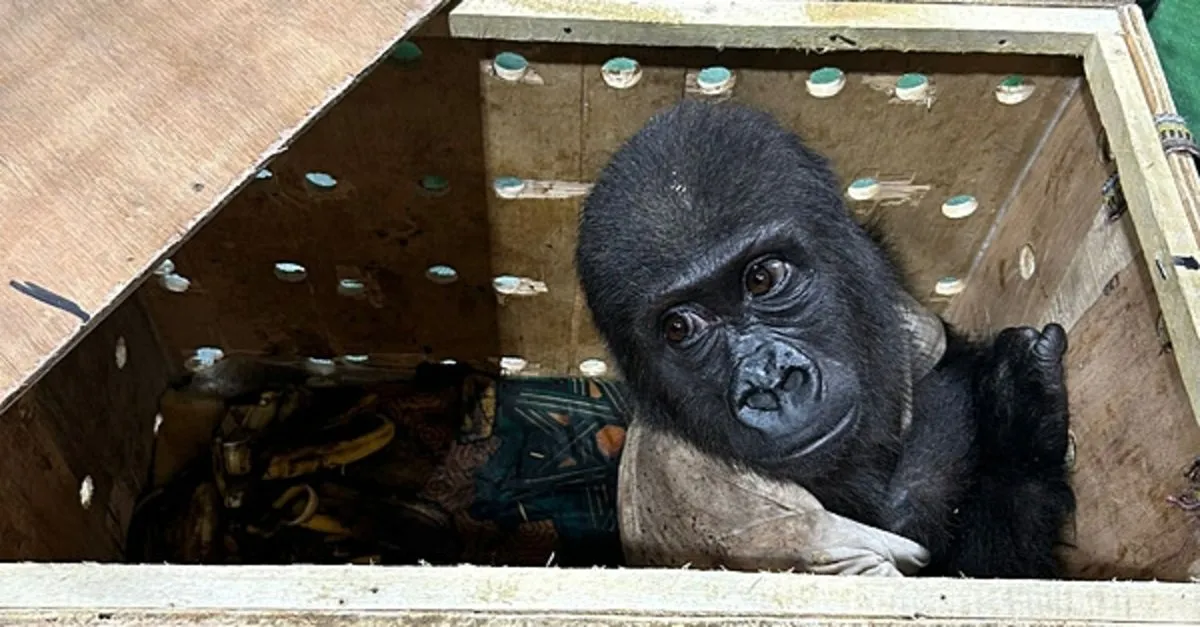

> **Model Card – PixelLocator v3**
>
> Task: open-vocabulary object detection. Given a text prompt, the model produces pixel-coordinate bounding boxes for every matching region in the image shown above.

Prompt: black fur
[575,100,1075,578]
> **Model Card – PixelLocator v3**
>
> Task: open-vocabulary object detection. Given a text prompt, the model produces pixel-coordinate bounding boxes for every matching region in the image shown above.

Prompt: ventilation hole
[154,413,164,435]
[79,475,94,510]
[391,40,423,63]
[426,265,459,285]
[696,66,734,95]
[304,172,337,189]
[341,354,370,365]
[493,176,527,199]
[255,168,273,180]
[601,57,642,89]
[846,178,880,201]
[158,273,191,293]
[1064,429,1077,470]
[934,276,965,296]
[185,347,225,372]
[493,52,529,81]
[440,358,459,365]
[500,356,528,375]
[154,259,176,276]
[274,262,308,283]
[579,359,609,377]
[419,175,450,196]
[1019,244,1037,280]
[941,194,978,219]
[492,274,548,296]
[894,73,930,101]
[337,278,366,296]
[305,357,337,376]
[995,75,1036,105]
[806,67,846,98]
[114,337,127,370]
[998,39,1010,47]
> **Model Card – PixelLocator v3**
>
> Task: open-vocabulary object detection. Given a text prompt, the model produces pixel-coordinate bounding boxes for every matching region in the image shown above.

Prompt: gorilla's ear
[893,289,946,433]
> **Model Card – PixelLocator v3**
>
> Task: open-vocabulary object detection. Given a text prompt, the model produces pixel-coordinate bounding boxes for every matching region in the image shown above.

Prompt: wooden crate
[0,0,1198,623]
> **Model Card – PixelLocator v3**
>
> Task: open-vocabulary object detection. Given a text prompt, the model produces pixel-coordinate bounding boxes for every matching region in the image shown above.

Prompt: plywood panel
[0,0,448,415]
[0,297,167,560]
[946,81,1111,329]
[726,51,1081,313]
[141,38,500,369]
[1060,254,1200,581]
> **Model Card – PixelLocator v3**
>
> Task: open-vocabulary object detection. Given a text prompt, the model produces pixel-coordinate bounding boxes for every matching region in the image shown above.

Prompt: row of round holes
[487,50,1036,106]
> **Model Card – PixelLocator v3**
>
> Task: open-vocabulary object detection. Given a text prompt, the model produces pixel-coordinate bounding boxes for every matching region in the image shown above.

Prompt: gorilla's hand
[978,323,1070,468]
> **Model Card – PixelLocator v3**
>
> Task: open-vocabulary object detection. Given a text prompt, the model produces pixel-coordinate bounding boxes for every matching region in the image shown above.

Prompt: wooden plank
[448,1,1122,55]
[0,0,449,416]
[945,80,1110,329]
[1084,33,1200,428]
[139,37,502,370]
[0,298,168,561]
[0,563,1197,625]
[1058,251,1200,581]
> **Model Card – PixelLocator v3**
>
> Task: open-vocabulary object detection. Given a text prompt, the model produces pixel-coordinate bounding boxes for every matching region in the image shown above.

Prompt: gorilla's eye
[745,258,788,297]
[662,310,705,344]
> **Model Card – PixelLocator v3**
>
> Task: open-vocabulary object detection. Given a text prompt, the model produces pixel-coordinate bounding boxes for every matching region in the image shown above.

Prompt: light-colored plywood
[0,0,449,415]
[1059,249,1200,581]
[448,0,1122,55]
[0,563,1197,625]
[1084,32,1200,429]
[945,80,1110,329]
[0,298,168,561]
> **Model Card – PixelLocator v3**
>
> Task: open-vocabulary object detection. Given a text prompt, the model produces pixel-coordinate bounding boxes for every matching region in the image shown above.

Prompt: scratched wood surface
[0,0,448,415]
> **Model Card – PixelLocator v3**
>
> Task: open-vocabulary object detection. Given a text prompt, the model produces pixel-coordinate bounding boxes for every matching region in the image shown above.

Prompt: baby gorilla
[576,100,1075,578]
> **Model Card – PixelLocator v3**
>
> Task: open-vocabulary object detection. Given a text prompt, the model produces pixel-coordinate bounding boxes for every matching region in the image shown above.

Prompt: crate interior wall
[1,0,1199,623]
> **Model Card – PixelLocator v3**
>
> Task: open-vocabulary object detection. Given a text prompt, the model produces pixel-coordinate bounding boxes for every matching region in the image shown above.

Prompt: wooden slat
[447,1,1122,55]
[0,0,448,415]
[1084,33,1200,429]
[0,563,1197,625]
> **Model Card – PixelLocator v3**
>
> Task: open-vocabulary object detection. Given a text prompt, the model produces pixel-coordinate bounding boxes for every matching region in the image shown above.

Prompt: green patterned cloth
[1147,0,1200,128]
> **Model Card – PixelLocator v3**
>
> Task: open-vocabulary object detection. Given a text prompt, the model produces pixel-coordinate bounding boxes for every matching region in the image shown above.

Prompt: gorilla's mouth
[761,407,858,465]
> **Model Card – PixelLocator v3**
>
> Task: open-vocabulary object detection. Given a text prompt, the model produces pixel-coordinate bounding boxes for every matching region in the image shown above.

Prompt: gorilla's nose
[731,342,820,418]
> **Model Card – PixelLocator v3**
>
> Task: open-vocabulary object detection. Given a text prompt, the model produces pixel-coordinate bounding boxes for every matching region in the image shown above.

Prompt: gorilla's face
[649,245,863,468]
[576,101,908,479]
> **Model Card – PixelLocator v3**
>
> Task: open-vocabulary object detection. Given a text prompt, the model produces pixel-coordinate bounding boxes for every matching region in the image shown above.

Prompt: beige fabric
[617,290,946,577]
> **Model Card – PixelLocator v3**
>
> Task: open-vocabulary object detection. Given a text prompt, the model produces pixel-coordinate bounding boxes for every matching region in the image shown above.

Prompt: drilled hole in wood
[1019,244,1037,280]
[696,66,735,95]
[338,278,366,296]
[579,359,609,377]
[941,194,978,219]
[500,356,528,375]
[390,40,422,64]
[934,276,965,296]
[493,274,548,296]
[601,57,642,89]
[894,73,930,102]
[440,358,459,365]
[1064,429,1077,471]
[305,357,337,376]
[806,67,846,98]
[493,52,529,82]
[185,346,225,372]
[426,265,459,285]
[255,168,273,180]
[304,172,337,189]
[115,337,127,370]
[493,176,527,199]
[154,413,164,435]
[846,178,880,201]
[995,75,1036,105]
[153,259,191,293]
[274,262,308,283]
[419,175,450,196]
[79,475,94,510]
[341,354,370,365]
